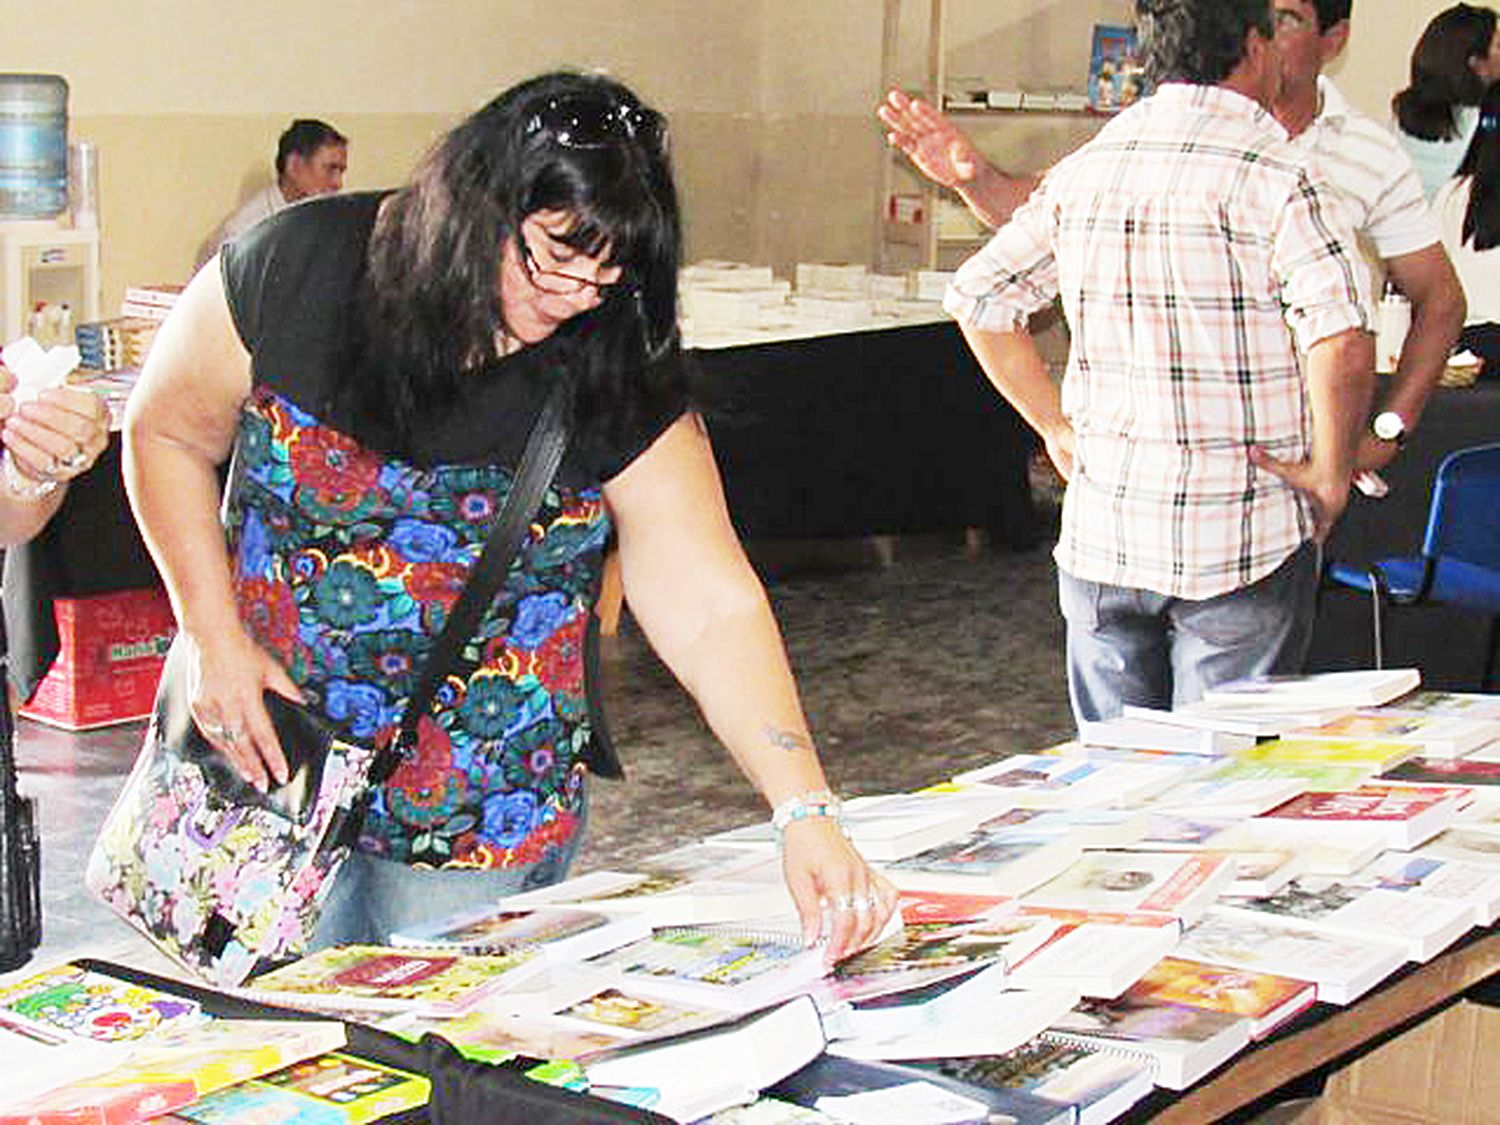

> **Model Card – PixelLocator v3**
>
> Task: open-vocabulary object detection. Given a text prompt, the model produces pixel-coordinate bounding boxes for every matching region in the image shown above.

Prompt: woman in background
[1393,3,1500,199]
[1433,81,1500,373]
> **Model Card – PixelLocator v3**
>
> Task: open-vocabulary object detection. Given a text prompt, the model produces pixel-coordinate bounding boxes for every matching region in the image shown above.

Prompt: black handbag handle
[382,381,571,769]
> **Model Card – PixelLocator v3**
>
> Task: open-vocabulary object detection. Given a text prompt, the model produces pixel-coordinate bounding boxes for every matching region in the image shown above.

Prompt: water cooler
[0,219,100,344]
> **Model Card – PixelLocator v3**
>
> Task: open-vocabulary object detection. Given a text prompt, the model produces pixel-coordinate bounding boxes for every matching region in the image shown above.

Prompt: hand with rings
[200,721,244,745]
[0,379,108,493]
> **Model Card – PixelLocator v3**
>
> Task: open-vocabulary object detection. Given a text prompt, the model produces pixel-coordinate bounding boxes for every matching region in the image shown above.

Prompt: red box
[18,586,177,730]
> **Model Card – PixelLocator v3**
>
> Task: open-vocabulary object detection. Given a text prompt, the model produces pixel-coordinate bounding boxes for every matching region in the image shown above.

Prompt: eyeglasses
[524,93,668,156]
[519,227,624,298]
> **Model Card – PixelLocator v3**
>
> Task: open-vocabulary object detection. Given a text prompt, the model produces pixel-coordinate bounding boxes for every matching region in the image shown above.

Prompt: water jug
[0,74,69,219]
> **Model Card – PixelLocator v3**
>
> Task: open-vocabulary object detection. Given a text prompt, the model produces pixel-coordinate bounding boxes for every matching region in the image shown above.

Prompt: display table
[1310,380,1500,687]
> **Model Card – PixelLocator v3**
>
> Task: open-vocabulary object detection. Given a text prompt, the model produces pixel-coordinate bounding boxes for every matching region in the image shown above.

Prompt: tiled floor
[10,531,1072,968]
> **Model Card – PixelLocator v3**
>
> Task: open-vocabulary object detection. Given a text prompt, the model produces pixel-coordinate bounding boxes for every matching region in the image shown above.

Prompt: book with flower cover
[1046,993,1251,1089]
[153,1052,429,1125]
[1282,711,1498,758]
[0,961,203,1044]
[390,904,650,966]
[1019,850,1235,925]
[1127,955,1314,1039]
[1256,784,1469,849]
[582,923,827,1014]
[1176,907,1407,1005]
[236,944,543,1016]
[1215,871,1474,962]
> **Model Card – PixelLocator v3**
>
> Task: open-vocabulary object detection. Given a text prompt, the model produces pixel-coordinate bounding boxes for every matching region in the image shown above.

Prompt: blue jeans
[309,790,589,948]
[1057,540,1319,725]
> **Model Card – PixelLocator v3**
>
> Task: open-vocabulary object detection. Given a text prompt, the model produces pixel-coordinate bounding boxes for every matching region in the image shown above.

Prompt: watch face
[1373,411,1405,442]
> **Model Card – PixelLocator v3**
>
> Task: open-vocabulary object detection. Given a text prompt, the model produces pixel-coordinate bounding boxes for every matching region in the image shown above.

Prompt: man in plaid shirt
[943,0,1375,723]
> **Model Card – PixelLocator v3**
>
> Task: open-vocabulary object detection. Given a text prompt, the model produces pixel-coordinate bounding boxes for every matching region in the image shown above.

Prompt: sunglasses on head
[524,93,668,155]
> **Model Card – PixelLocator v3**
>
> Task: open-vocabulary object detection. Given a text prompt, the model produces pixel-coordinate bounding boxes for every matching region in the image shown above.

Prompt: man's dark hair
[1311,0,1352,33]
[1393,4,1498,141]
[1135,0,1275,86]
[275,118,347,175]
[354,70,682,452]
[1456,81,1500,249]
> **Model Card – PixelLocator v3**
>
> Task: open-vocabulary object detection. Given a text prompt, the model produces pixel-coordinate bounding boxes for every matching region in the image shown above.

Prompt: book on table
[827,979,1082,1063]
[1045,992,1252,1090]
[950,752,1190,809]
[1006,914,1181,999]
[1381,755,1500,788]
[1414,825,1500,873]
[1201,819,1386,878]
[1134,772,1311,818]
[882,817,1084,898]
[0,961,203,1043]
[1203,667,1422,710]
[1214,871,1475,963]
[582,994,826,1124]
[1354,850,1500,927]
[1281,711,1500,759]
[150,1051,429,1125]
[235,944,545,1017]
[1193,755,1375,795]
[895,887,1015,925]
[0,1009,131,1112]
[1078,715,1255,756]
[1018,849,1235,926]
[1175,906,1408,1005]
[581,922,828,1015]
[904,1035,1158,1125]
[1235,736,1422,774]
[497,866,795,927]
[1126,955,1315,1040]
[389,903,650,966]
[0,1016,349,1125]
[1122,700,1348,737]
[765,1052,1075,1125]
[1375,689,1500,722]
[818,913,1060,1007]
[1254,783,1469,850]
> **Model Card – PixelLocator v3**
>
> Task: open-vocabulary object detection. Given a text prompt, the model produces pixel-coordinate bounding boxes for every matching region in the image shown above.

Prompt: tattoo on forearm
[763,726,813,755]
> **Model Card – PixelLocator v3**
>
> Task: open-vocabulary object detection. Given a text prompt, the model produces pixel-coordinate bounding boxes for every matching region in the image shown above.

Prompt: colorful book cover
[1129,955,1314,1037]
[1238,738,1420,772]
[1047,994,1250,1088]
[0,962,202,1043]
[1087,24,1146,111]
[825,915,1057,1004]
[1260,785,1468,844]
[159,1052,430,1125]
[1286,712,1497,756]
[241,944,540,1015]
[1379,690,1500,721]
[914,1037,1155,1121]
[1383,756,1500,787]
[897,888,1013,924]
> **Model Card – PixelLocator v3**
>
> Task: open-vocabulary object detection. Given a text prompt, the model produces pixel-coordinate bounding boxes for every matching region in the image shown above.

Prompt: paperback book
[237,944,544,1016]
[389,904,650,966]
[951,753,1188,809]
[883,818,1083,898]
[1236,737,1421,774]
[0,962,203,1044]
[1255,784,1469,849]
[153,1051,430,1125]
[1175,907,1408,1005]
[1136,775,1309,819]
[1282,711,1498,758]
[1378,689,1500,722]
[1381,755,1500,788]
[1007,918,1181,999]
[1204,668,1421,710]
[1202,820,1385,878]
[1019,850,1234,925]
[1046,993,1251,1089]
[1356,850,1500,926]
[0,1010,130,1111]
[1078,715,1254,756]
[1127,955,1315,1039]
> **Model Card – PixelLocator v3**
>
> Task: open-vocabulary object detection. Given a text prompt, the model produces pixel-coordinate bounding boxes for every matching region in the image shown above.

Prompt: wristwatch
[1372,410,1408,447]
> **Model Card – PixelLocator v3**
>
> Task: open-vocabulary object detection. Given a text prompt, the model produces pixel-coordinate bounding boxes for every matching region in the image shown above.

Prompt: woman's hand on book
[781,818,898,964]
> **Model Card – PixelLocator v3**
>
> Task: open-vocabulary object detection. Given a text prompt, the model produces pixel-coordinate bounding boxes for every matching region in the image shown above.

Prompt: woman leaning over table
[0,366,109,547]
[120,70,895,959]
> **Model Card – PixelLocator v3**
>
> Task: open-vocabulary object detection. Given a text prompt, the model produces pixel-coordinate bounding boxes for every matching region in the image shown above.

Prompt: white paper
[815,1081,991,1124]
[3,336,81,403]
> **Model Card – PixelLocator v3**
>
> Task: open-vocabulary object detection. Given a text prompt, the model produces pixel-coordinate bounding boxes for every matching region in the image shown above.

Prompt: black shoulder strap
[391,381,571,755]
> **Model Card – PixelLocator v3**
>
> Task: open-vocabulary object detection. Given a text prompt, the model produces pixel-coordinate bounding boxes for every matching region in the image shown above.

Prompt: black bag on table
[0,645,43,972]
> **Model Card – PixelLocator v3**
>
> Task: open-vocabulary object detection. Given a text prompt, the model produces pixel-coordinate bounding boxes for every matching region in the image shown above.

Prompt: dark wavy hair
[1393,4,1498,142]
[1456,82,1500,249]
[354,70,682,451]
[276,119,346,175]
[1311,0,1352,33]
[1135,0,1275,86]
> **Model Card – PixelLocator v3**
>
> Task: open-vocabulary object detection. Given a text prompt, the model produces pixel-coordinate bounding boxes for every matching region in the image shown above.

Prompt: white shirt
[1395,105,1479,201]
[196,183,288,272]
[1433,175,1500,326]
[1286,78,1439,262]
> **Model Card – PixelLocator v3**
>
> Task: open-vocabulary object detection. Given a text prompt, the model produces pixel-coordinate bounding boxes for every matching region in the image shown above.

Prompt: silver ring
[832,894,856,912]
[64,447,89,470]
[853,895,878,913]
[203,722,242,743]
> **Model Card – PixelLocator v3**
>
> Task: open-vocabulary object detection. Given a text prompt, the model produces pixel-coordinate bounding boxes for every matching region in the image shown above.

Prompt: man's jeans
[1057,541,1319,724]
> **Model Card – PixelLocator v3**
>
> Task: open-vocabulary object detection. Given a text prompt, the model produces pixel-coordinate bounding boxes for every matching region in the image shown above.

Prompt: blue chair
[1326,442,1500,689]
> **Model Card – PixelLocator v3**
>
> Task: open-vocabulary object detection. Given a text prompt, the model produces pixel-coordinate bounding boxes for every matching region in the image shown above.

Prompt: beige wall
[0,0,1466,312]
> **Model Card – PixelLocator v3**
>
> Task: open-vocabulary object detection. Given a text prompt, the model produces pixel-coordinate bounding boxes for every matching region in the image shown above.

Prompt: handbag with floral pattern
[85,384,570,987]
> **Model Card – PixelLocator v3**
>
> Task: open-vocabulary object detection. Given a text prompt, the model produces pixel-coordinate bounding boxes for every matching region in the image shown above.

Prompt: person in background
[941,0,1376,724]
[123,71,895,957]
[1392,3,1500,200]
[1434,82,1500,373]
[196,118,349,270]
[0,368,109,546]
[879,0,1463,488]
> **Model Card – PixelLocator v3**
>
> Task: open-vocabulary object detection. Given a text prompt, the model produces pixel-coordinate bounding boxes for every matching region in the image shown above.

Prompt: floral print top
[226,388,610,869]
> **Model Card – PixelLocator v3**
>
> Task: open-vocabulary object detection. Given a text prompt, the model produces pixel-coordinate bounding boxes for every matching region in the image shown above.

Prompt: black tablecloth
[1,322,1040,697]
[1310,380,1500,687]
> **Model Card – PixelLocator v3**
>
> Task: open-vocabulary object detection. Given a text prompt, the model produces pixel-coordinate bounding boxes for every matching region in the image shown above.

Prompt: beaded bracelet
[2,451,58,499]
[771,790,848,846]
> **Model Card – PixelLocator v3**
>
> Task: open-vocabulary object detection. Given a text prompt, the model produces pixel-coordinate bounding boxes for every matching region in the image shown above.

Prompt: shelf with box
[0,219,100,345]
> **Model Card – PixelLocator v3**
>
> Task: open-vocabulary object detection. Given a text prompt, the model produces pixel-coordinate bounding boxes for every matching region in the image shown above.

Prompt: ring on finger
[853,895,878,912]
[832,894,856,912]
[63,447,89,470]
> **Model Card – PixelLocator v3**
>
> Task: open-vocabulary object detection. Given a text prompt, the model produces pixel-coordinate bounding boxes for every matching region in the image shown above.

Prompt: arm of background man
[1253,327,1375,541]
[956,324,1073,480]
[1356,243,1465,472]
[878,89,1042,228]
